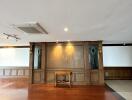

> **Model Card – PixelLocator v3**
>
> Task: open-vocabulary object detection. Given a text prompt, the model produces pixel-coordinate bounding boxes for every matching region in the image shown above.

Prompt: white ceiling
[0,0,132,46]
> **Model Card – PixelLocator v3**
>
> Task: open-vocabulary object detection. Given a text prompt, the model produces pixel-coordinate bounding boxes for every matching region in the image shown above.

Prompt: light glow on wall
[53,44,63,59]
[65,42,74,56]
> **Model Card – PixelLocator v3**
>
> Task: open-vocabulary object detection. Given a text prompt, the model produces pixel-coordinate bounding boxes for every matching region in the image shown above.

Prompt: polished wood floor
[0,78,28,100]
[0,78,123,100]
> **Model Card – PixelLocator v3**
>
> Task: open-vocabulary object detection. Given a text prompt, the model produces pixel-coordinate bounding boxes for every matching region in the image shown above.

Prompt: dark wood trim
[103,43,132,46]
[104,67,132,69]
[46,42,84,46]
[29,43,34,84]
[104,67,132,80]
[0,46,29,48]
[41,43,46,83]
[31,41,102,46]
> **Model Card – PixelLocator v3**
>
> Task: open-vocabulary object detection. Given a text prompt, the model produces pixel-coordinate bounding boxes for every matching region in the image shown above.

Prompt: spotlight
[67,40,70,42]
[64,27,69,32]
[7,36,9,39]
[56,40,59,43]
[2,33,20,41]
[123,43,126,46]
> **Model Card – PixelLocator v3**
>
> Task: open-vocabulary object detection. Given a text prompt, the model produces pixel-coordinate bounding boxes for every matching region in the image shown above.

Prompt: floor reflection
[0,78,122,100]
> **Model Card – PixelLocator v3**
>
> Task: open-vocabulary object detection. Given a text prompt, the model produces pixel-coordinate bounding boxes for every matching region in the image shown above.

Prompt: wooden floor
[0,78,124,100]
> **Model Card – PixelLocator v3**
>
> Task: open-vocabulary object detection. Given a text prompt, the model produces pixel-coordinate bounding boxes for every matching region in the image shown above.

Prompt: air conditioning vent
[13,22,48,34]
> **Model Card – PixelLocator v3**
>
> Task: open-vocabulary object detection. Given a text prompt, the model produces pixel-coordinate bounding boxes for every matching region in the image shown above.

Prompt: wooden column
[98,41,104,85]
[29,42,46,84]
[84,42,90,84]
[41,43,46,83]
[29,43,34,84]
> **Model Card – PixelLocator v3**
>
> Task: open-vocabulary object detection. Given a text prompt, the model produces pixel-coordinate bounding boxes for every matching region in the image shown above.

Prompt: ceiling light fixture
[2,33,20,41]
[67,40,70,42]
[123,43,126,46]
[64,27,69,32]
[56,40,59,43]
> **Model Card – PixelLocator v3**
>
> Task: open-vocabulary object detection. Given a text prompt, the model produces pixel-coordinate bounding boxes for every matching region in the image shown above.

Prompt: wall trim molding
[104,67,132,69]
[0,66,29,69]
[0,67,29,77]
[0,46,29,48]
[104,67,132,80]
[103,43,132,46]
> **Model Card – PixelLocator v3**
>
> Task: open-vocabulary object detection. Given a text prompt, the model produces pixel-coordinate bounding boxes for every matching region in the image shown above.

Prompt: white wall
[103,46,132,67]
[0,48,29,67]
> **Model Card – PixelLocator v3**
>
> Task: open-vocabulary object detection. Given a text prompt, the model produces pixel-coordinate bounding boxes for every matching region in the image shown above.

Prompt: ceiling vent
[13,22,48,34]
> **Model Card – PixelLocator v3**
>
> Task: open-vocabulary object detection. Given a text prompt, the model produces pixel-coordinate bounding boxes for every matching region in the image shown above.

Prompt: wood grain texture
[104,67,132,80]
[0,78,124,100]
[28,84,123,100]
[30,41,104,85]
[47,44,84,69]
[29,43,46,84]
[0,67,29,77]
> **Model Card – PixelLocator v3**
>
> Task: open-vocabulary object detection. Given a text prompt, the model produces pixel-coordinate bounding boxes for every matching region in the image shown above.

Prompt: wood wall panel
[29,43,46,84]
[11,69,17,76]
[47,45,65,68]
[76,73,85,82]
[46,72,55,83]
[46,68,86,84]
[104,67,132,80]
[34,71,41,82]
[33,70,44,83]
[30,41,104,85]
[25,69,29,76]
[0,70,3,75]
[18,69,24,76]
[0,67,29,77]
[5,69,10,76]
[47,45,84,69]
[90,70,99,83]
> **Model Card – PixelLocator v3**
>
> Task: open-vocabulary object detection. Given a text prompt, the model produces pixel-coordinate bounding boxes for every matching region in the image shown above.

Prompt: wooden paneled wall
[46,43,86,85]
[0,67,29,77]
[104,67,132,80]
[47,44,84,69]
[30,41,104,85]
[29,43,46,84]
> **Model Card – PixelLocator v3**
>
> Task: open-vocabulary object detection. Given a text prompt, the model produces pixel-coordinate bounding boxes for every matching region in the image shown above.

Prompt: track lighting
[2,33,20,41]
